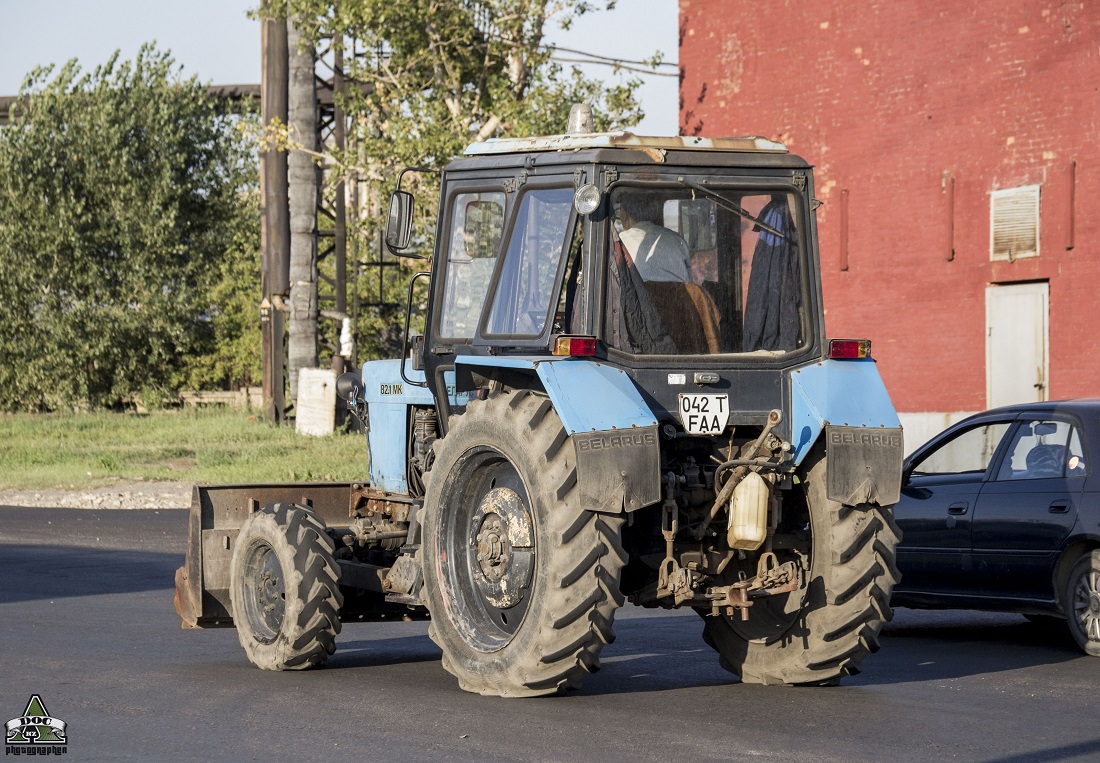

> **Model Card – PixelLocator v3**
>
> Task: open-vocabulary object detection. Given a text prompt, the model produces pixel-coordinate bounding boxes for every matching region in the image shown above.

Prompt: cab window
[605,186,806,356]
[485,187,574,337]
[438,192,506,339]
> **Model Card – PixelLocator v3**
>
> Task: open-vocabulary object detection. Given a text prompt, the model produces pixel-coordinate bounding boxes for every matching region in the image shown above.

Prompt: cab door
[424,177,581,428]
[422,182,509,425]
[894,418,1014,596]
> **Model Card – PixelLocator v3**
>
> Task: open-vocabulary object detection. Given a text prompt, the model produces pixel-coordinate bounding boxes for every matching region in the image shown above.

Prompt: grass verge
[0,409,370,490]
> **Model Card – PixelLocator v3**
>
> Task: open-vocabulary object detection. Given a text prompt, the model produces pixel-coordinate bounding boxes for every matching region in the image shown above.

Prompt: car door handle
[1049,500,1072,514]
[947,502,969,515]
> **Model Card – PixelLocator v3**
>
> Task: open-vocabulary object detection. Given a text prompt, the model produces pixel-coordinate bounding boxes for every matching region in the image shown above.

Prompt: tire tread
[700,451,900,685]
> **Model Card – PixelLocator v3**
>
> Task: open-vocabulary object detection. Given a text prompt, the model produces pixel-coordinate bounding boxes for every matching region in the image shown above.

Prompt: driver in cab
[613,193,692,282]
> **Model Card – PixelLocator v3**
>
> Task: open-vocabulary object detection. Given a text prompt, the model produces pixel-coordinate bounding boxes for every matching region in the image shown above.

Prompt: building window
[990,185,1040,261]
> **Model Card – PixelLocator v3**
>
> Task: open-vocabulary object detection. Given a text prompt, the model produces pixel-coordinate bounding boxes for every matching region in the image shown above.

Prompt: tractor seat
[644,281,721,355]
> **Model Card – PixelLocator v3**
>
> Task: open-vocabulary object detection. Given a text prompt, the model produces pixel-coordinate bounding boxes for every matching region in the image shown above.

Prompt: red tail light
[553,336,597,357]
[828,338,871,359]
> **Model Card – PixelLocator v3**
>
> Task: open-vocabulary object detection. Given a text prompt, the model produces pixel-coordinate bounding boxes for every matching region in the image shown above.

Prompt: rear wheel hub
[470,487,533,609]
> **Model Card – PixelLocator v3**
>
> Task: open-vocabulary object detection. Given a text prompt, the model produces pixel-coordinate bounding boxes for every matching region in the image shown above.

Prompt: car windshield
[604,185,807,356]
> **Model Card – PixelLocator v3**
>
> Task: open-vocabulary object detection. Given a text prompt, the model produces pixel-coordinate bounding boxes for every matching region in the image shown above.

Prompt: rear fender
[456,356,661,512]
[788,358,904,506]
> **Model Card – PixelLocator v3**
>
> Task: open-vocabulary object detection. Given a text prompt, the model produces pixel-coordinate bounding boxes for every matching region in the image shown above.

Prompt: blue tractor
[175,117,904,697]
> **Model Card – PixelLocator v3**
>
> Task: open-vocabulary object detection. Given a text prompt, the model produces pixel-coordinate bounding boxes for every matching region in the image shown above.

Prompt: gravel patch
[0,481,192,510]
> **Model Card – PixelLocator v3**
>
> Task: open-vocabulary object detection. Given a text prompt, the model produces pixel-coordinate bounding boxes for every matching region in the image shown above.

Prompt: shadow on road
[317,612,736,695]
[0,543,182,603]
[576,612,738,695]
[589,608,1089,693]
[854,608,1083,685]
[241,608,1090,694]
[978,738,1100,763]
[333,634,442,668]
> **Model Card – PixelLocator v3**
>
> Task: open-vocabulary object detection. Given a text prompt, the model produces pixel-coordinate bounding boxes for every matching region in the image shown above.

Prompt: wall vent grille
[990,185,1040,262]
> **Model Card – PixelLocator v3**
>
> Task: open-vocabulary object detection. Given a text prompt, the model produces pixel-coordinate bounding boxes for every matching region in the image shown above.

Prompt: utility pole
[260,4,290,424]
[261,8,357,422]
[333,43,348,320]
[287,17,320,406]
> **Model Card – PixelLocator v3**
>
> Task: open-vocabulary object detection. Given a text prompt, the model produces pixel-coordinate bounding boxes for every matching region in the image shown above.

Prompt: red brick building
[679,0,1099,448]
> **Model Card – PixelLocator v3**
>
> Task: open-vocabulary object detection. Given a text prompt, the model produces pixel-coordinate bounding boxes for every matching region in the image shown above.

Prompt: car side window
[910,422,1012,476]
[995,419,1083,481]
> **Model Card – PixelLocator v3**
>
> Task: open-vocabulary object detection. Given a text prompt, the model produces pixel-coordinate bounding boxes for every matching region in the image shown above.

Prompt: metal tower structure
[262,18,401,424]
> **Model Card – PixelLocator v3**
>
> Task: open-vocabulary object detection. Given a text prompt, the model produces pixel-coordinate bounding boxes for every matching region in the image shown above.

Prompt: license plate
[678,394,730,435]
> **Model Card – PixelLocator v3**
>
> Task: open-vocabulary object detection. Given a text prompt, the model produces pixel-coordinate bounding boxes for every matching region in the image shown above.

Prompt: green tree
[177,189,263,394]
[270,0,645,361]
[0,46,258,411]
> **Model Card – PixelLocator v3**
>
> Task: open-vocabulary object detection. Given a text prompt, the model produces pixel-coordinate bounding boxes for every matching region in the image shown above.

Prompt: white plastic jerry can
[728,470,769,551]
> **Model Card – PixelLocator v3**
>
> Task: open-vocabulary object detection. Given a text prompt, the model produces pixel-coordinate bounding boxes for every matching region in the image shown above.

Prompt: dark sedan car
[891,400,1100,656]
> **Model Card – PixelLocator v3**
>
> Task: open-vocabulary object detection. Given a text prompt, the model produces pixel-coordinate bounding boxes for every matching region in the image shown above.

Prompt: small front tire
[229,502,343,670]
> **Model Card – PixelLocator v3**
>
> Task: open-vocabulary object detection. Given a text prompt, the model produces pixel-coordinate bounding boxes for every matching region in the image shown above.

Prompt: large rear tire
[421,390,626,697]
[700,450,901,685]
[229,502,343,670]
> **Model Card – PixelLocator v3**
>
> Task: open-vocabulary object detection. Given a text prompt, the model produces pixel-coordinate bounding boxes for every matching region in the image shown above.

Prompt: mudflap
[572,425,662,512]
[824,425,904,506]
[174,483,357,628]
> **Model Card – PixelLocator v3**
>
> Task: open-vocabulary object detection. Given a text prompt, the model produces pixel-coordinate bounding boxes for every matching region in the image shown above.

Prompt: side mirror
[336,371,370,431]
[336,371,362,405]
[385,190,414,253]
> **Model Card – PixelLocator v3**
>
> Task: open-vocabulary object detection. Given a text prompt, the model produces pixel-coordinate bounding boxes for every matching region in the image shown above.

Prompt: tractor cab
[390,131,822,440]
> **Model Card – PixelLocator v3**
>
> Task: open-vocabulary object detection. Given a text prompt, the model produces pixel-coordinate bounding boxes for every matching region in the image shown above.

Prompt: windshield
[605,186,807,356]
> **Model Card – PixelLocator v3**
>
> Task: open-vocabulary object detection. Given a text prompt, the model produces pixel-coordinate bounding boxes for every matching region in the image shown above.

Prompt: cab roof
[463,131,788,158]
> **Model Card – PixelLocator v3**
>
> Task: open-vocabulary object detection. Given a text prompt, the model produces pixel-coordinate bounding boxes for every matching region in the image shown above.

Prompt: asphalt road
[2,505,1099,763]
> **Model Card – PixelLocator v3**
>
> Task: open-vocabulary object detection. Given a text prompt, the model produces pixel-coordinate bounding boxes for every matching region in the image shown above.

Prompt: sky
[0,0,679,135]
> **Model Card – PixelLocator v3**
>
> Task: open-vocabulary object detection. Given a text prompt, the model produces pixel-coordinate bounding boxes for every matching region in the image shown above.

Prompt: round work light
[573,184,602,215]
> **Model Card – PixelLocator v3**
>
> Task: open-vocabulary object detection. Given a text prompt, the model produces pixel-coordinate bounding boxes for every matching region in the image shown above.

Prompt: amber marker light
[828,338,871,359]
[553,336,598,356]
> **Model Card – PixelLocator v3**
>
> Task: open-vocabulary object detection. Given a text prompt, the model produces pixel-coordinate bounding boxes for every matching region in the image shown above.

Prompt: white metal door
[986,282,1049,408]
